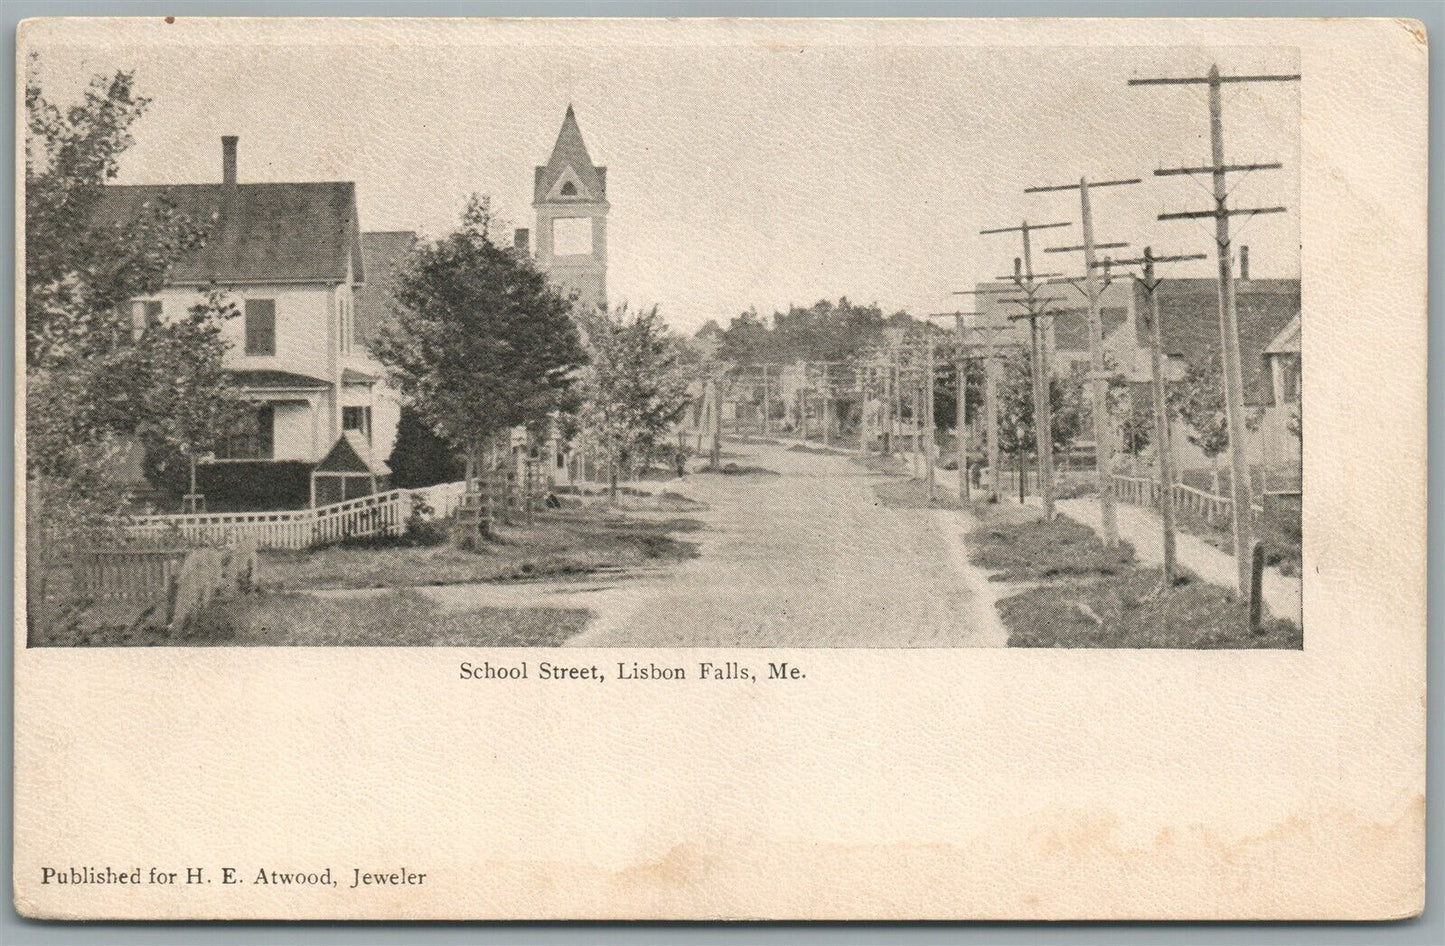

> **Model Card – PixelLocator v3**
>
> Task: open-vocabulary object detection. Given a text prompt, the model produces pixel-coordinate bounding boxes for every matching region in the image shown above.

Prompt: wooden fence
[41,537,258,631]
[73,547,190,602]
[1111,474,1264,524]
[73,473,536,557]
[125,489,416,550]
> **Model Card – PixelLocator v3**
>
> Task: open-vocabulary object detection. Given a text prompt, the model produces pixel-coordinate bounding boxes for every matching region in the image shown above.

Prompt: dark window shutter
[245,300,276,355]
[257,405,275,460]
[145,300,162,327]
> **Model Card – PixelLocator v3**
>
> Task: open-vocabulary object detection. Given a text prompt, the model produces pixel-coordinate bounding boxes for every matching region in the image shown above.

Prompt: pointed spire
[535,105,606,204]
[547,104,593,171]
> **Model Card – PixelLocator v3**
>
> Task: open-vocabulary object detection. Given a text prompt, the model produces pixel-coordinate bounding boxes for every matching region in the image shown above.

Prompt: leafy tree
[1168,353,1263,491]
[131,290,254,501]
[702,297,917,368]
[1102,357,1151,463]
[387,405,466,488]
[1168,354,1231,491]
[25,64,206,370]
[373,195,588,477]
[577,304,691,500]
[996,351,1081,460]
[25,64,246,523]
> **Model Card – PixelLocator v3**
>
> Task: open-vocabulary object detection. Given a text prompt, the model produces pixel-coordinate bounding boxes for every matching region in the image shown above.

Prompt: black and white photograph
[11,16,1428,924]
[22,32,1303,649]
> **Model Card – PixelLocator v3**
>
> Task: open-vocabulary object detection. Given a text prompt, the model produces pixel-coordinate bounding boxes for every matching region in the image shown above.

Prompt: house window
[216,405,275,460]
[338,293,354,355]
[1277,354,1301,403]
[560,180,578,196]
[244,299,276,355]
[342,405,372,440]
[131,300,162,334]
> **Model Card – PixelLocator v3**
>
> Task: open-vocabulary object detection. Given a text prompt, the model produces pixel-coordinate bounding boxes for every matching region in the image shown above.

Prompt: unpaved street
[563,440,1007,647]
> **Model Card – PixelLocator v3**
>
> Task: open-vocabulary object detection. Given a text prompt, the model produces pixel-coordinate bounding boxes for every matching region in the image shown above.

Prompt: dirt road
[563,440,1006,647]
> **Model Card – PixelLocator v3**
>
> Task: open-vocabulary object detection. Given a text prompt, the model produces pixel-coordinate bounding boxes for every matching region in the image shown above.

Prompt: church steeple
[534,104,607,206]
[532,106,608,311]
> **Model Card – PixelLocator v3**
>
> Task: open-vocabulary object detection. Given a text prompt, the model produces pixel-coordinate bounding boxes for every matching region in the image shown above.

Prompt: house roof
[1133,278,1300,406]
[314,430,391,476]
[90,182,364,285]
[341,367,381,385]
[1053,307,1129,352]
[1265,312,1301,355]
[354,231,416,346]
[228,369,331,391]
[533,105,607,205]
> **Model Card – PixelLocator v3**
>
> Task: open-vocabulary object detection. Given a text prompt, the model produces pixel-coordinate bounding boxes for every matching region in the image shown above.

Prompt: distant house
[969,261,1300,476]
[1130,276,1301,472]
[92,136,399,507]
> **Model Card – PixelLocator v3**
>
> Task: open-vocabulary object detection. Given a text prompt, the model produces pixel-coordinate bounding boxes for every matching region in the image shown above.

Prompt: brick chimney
[513,228,531,256]
[222,136,238,186]
[1239,245,1250,281]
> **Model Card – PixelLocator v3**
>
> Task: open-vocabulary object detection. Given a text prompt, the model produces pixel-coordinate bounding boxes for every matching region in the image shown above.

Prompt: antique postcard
[13,16,1426,919]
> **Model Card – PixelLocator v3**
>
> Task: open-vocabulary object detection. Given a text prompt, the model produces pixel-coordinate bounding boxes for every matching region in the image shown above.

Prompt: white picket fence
[1111,474,1265,523]
[125,485,464,551]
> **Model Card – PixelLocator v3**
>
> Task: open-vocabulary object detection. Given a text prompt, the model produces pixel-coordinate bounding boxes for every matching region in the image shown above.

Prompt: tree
[996,351,1081,461]
[1103,357,1151,466]
[373,195,588,477]
[25,64,246,523]
[576,304,691,500]
[1168,354,1231,491]
[1168,354,1262,492]
[388,406,466,488]
[131,290,254,502]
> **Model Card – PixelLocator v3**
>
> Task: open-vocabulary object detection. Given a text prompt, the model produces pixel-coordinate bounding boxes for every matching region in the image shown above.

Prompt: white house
[94,136,400,506]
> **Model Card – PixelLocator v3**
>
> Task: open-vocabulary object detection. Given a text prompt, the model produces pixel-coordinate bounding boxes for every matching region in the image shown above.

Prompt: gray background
[4,1,1439,942]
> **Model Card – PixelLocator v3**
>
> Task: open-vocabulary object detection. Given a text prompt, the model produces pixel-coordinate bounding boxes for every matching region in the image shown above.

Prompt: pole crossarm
[979,221,1071,236]
[1131,61,1298,599]
[1025,178,1142,193]
[952,286,1020,295]
[1109,252,1208,267]
[1044,241,1129,253]
[1155,162,1282,176]
[1158,207,1287,221]
[1128,73,1300,86]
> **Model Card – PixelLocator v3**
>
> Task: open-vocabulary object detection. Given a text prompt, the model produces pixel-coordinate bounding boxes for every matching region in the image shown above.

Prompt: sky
[29,37,1299,334]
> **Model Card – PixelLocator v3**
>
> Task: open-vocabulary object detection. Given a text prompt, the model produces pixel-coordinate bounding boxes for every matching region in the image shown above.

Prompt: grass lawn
[786,443,852,457]
[967,506,1301,649]
[969,509,1134,583]
[188,589,591,646]
[851,452,911,477]
[35,589,590,647]
[871,478,963,511]
[31,505,703,647]
[1171,503,1302,577]
[696,462,780,477]
[258,506,703,592]
[1045,482,1302,576]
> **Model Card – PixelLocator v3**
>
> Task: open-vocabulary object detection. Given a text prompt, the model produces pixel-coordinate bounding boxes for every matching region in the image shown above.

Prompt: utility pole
[968,219,1070,520]
[760,364,770,437]
[1131,62,1298,597]
[924,330,936,501]
[826,363,838,450]
[1113,247,1207,588]
[955,319,970,500]
[948,311,985,501]
[709,376,723,468]
[799,361,810,442]
[1028,176,1139,546]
